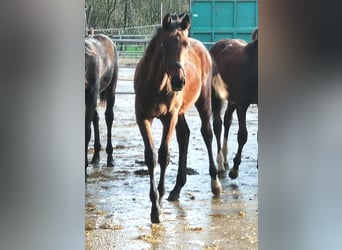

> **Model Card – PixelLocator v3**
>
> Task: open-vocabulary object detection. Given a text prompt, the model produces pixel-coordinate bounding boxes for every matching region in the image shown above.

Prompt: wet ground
[85,66,258,249]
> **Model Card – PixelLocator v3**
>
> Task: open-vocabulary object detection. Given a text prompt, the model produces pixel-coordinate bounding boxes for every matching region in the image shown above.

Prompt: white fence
[88,24,216,61]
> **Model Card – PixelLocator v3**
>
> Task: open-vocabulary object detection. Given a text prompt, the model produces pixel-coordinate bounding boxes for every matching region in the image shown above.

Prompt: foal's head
[160,13,191,91]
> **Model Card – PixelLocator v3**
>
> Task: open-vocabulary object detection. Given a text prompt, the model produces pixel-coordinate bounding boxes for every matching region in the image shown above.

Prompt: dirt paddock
[85,66,258,249]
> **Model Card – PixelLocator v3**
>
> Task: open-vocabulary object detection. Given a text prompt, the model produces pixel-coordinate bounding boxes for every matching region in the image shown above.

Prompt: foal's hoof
[229,169,239,179]
[91,157,100,164]
[107,158,114,167]
[150,211,161,224]
[211,178,222,197]
[151,215,161,224]
[167,190,180,201]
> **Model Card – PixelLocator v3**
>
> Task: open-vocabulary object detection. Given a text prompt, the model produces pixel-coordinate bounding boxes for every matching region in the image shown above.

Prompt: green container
[190,0,258,43]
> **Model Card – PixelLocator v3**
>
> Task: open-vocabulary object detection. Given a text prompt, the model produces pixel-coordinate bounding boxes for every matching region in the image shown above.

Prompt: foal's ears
[162,14,172,30]
[162,13,191,31]
[180,14,191,31]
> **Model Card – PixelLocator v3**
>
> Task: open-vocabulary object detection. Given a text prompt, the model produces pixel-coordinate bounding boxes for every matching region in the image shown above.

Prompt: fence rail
[88,26,217,62]
[111,36,150,59]
[110,36,216,60]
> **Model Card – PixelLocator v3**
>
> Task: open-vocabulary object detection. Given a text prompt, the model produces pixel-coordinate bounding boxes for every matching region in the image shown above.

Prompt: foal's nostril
[171,76,185,91]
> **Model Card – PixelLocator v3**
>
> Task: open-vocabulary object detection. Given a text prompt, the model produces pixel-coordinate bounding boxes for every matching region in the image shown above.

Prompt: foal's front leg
[158,114,178,202]
[168,114,189,201]
[136,116,159,223]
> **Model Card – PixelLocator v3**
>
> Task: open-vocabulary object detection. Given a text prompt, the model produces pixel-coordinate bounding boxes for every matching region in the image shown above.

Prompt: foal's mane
[142,28,163,63]
[142,14,186,63]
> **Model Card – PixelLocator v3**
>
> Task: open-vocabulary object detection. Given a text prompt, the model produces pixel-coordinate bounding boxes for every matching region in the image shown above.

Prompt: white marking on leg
[222,138,229,170]
[216,150,225,172]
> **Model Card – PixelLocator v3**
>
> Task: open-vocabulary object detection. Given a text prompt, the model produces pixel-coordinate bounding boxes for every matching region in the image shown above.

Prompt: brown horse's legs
[136,117,160,223]
[105,90,115,167]
[91,110,101,164]
[222,102,236,170]
[158,115,178,202]
[157,144,169,201]
[168,114,190,201]
[229,104,249,179]
[196,101,221,196]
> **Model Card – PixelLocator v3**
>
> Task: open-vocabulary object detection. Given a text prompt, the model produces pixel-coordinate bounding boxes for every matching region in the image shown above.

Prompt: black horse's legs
[222,102,235,170]
[196,100,221,196]
[105,90,115,167]
[213,103,225,174]
[168,114,189,201]
[91,110,101,164]
[136,117,160,223]
[85,94,97,180]
[229,104,249,179]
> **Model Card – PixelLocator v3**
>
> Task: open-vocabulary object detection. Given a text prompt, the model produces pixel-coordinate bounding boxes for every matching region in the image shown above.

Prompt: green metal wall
[190,0,258,42]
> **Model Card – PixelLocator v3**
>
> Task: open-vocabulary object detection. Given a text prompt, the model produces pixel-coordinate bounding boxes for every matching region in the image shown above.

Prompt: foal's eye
[182,41,189,47]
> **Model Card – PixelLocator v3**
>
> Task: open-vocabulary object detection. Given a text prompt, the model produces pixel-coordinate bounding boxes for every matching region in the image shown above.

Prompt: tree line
[85,0,190,29]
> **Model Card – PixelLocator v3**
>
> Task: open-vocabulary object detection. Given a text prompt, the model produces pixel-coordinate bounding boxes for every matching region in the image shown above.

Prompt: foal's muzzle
[171,76,185,91]
[165,61,186,91]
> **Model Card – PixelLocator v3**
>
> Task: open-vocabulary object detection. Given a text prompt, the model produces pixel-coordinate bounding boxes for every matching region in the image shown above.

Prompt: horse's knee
[201,124,213,141]
[238,128,248,145]
[145,148,157,167]
[213,116,222,134]
[105,110,114,124]
[158,148,170,166]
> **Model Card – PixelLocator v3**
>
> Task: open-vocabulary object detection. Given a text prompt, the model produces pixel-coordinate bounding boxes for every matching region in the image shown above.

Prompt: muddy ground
[85,66,258,249]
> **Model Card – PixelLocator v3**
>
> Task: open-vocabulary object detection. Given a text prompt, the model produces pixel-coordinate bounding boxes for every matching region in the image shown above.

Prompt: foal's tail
[211,61,228,116]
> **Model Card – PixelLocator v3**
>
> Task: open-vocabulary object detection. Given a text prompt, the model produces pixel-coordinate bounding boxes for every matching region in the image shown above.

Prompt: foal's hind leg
[104,88,115,167]
[85,93,97,179]
[212,104,225,175]
[229,104,249,179]
[222,102,236,170]
[168,114,190,201]
[195,100,221,196]
[91,110,101,164]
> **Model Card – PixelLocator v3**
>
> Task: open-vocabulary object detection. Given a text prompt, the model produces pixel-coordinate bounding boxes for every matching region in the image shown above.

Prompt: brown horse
[85,33,118,179]
[211,29,258,179]
[134,13,227,223]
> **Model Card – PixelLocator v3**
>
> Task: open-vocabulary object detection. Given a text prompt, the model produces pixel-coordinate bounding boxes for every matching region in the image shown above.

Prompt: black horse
[85,33,118,179]
[211,29,258,179]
